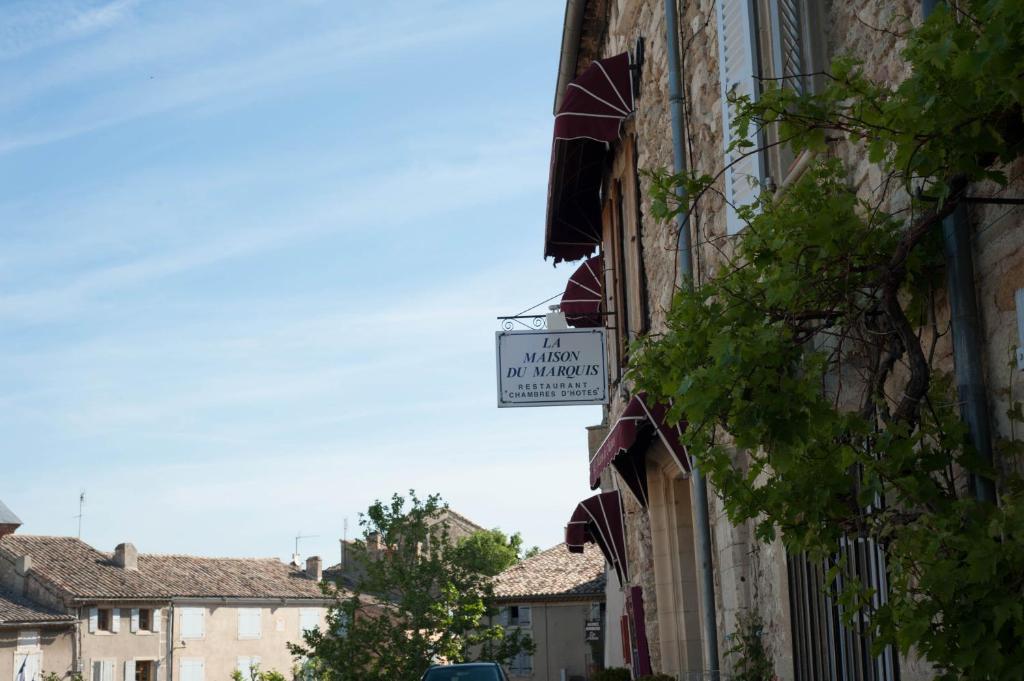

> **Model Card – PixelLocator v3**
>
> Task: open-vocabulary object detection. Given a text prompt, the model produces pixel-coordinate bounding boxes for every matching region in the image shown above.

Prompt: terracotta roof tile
[1,536,330,601]
[0,536,168,599]
[138,555,326,599]
[0,587,74,625]
[492,543,605,601]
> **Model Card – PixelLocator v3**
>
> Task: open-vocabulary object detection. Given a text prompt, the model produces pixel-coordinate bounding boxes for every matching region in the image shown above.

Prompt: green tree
[452,529,531,576]
[290,492,533,681]
[636,1,1024,678]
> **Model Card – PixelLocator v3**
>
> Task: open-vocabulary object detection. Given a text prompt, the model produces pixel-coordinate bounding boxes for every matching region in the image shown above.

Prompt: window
[179,608,205,639]
[237,608,262,640]
[178,659,203,681]
[508,650,533,676]
[91,660,114,681]
[132,608,153,633]
[788,537,898,681]
[236,657,262,680]
[299,608,320,634]
[16,631,40,650]
[499,605,531,627]
[89,608,119,633]
[133,662,153,681]
[15,652,41,681]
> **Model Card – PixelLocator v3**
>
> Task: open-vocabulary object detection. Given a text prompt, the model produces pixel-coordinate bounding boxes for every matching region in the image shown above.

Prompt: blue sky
[0,0,600,563]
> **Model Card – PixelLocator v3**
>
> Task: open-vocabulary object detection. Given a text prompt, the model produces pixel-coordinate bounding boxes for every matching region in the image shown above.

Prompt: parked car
[420,662,509,681]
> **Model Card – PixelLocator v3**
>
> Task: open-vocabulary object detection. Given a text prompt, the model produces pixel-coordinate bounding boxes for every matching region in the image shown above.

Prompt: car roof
[429,663,498,668]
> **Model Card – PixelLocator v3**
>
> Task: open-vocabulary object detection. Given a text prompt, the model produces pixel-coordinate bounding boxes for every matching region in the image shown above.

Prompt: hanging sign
[495,328,608,407]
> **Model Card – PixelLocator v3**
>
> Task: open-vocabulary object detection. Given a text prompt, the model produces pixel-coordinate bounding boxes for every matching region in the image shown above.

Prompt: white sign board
[495,328,608,407]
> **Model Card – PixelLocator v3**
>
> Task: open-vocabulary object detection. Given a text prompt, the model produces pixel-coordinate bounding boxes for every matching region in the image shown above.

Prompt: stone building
[0,510,334,681]
[491,544,605,681]
[541,1,1022,680]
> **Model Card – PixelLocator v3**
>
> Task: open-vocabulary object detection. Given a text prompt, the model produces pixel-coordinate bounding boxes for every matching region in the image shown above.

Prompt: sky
[0,0,601,564]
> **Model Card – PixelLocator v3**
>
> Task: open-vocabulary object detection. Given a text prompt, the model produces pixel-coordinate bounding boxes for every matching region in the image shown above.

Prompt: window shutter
[498,607,509,626]
[123,661,132,681]
[770,0,807,94]
[130,609,140,633]
[716,0,764,234]
[111,609,120,634]
[92,661,103,681]
[89,608,98,633]
[518,606,532,626]
[102,661,115,681]
[152,609,161,633]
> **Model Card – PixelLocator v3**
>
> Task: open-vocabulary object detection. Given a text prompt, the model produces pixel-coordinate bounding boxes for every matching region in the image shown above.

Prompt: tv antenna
[293,531,319,564]
[74,491,86,539]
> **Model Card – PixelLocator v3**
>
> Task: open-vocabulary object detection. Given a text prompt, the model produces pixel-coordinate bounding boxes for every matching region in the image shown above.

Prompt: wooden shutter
[110,609,120,634]
[518,606,531,626]
[130,609,139,633]
[89,608,98,633]
[102,661,115,681]
[123,661,132,681]
[151,609,161,633]
[716,0,764,234]
[772,0,807,94]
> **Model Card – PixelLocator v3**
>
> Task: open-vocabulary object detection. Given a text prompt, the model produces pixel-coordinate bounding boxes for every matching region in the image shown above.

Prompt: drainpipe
[922,0,997,504]
[664,0,722,677]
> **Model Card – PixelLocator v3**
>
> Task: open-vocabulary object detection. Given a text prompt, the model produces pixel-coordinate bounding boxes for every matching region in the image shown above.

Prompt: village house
[540,0,1023,680]
[491,543,605,681]
[0,504,333,681]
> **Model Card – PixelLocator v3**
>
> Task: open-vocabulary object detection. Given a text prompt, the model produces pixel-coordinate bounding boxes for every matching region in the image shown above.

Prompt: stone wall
[576,0,1024,678]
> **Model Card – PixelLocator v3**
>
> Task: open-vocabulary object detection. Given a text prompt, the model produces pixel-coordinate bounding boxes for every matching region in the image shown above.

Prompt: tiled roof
[0,536,169,599]
[138,555,327,599]
[0,587,74,626]
[0,536,331,601]
[492,543,606,601]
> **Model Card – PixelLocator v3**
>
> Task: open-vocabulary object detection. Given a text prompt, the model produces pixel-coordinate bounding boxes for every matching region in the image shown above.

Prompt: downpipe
[664,0,722,677]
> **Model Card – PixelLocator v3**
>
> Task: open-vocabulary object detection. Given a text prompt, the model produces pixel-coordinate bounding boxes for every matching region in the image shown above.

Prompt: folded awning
[561,255,603,328]
[566,491,628,586]
[554,52,635,144]
[589,392,690,506]
[544,52,634,264]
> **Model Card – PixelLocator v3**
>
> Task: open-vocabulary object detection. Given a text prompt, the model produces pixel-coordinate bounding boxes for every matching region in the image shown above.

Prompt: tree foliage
[290,492,532,681]
[452,529,528,577]
[635,2,1024,678]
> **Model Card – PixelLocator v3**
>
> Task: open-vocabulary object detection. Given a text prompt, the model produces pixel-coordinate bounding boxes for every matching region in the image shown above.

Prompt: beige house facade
[541,0,1022,680]
[491,544,605,681]
[0,517,333,681]
[0,587,75,681]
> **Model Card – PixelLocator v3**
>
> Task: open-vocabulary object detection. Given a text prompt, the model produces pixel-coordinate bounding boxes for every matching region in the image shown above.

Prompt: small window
[179,608,205,639]
[508,650,533,676]
[504,606,531,627]
[17,630,40,650]
[299,608,320,634]
[134,662,153,681]
[138,609,151,631]
[97,609,111,632]
[237,608,262,640]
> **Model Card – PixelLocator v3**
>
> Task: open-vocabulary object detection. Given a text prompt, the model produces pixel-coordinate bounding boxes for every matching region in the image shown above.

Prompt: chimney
[0,500,22,538]
[113,543,138,571]
[305,555,322,582]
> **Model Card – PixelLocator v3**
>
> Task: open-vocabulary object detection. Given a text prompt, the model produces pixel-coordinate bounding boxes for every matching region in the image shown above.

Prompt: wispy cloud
[0,0,139,59]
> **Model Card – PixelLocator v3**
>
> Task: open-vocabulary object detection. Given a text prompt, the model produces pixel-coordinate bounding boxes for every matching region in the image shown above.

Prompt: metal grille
[788,538,899,681]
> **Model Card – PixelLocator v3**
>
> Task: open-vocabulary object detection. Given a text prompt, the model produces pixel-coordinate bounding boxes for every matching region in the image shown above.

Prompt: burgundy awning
[589,392,690,506]
[544,52,634,264]
[627,586,653,676]
[544,138,605,263]
[561,255,603,328]
[565,491,628,586]
[554,52,635,144]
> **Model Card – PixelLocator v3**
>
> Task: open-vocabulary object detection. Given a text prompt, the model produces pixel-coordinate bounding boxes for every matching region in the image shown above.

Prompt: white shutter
[15,653,41,681]
[180,660,203,681]
[152,609,161,633]
[102,661,115,681]
[498,607,509,626]
[299,609,319,634]
[237,608,261,640]
[130,609,140,633]
[123,661,133,681]
[716,0,764,234]
[92,661,103,681]
[180,608,204,639]
[89,608,98,633]
[111,609,121,633]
